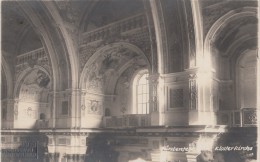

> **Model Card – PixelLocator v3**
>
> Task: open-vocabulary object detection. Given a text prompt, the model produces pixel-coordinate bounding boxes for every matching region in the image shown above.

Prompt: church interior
[1,0,258,162]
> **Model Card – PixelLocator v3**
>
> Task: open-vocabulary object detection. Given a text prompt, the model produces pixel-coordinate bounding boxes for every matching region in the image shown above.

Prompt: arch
[17,25,43,55]
[13,65,51,99]
[1,54,13,99]
[204,7,257,62]
[106,57,149,95]
[149,0,167,74]
[227,36,257,60]
[13,65,51,129]
[79,42,151,89]
[218,36,258,80]
[42,1,79,89]
[17,1,73,91]
[235,49,257,109]
[190,0,203,67]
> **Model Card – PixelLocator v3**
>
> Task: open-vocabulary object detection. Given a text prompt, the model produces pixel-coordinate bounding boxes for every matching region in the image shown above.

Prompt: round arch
[17,1,75,91]
[132,69,149,114]
[106,57,149,95]
[42,1,79,89]
[1,54,13,99]
[13,65,51,99]
[219,36,258,81]
[235,49,257,109]
[204,7,257,62]
[79,42,151,89]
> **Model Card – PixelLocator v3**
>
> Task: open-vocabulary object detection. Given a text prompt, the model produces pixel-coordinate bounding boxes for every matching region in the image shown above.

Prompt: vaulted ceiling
[1,0,258,77]
[1,0,148,92]
[2,1,42,56]
[1,0,145,57]
[214,16,257,56]
[200,0,257,59]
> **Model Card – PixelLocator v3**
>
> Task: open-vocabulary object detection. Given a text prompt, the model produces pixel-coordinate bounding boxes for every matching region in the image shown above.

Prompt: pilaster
[187,67,218,125]
[148,73,160,125]
[2,99,18,129]
[69,89,81,128]
[54,91,71,128]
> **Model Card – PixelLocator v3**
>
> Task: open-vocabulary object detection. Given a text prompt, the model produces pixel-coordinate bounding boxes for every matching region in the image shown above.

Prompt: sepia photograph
[1,0,258,162]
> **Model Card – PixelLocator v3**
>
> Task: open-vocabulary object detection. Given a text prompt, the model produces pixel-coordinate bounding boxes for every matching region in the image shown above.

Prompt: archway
[203,7,257,126]
[14,67,51,128]
[236,50,257,109]
[79,42,151,128]
[204,7,257,72]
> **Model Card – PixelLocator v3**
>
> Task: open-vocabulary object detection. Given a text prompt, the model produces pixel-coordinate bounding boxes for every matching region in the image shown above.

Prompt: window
[133,70,149,114]
[237,50,257,109]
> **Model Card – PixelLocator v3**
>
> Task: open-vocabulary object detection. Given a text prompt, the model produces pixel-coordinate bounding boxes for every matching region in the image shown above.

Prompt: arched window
[133,70,149,114]
[236,50,257,109]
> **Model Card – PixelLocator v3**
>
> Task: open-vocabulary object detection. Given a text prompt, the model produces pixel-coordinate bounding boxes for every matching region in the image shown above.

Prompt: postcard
[1,0,258,162]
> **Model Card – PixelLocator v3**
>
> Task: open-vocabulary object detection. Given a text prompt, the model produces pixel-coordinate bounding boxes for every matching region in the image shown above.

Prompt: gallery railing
[81,13,146,44]
[217,108,257,127]
[16,48,46,65]
[103,114,151,128]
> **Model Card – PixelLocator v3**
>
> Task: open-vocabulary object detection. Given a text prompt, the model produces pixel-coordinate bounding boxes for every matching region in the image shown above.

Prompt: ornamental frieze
[15,48,50,81]
[79,28,152,72]
[202,1,257,37]
[79,14,153,72]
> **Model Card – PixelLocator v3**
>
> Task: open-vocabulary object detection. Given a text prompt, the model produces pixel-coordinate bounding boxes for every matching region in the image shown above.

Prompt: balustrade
[82,13,146,44]
[217,108,257,127]
[103,114,151,128]
[16,48,46,65]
